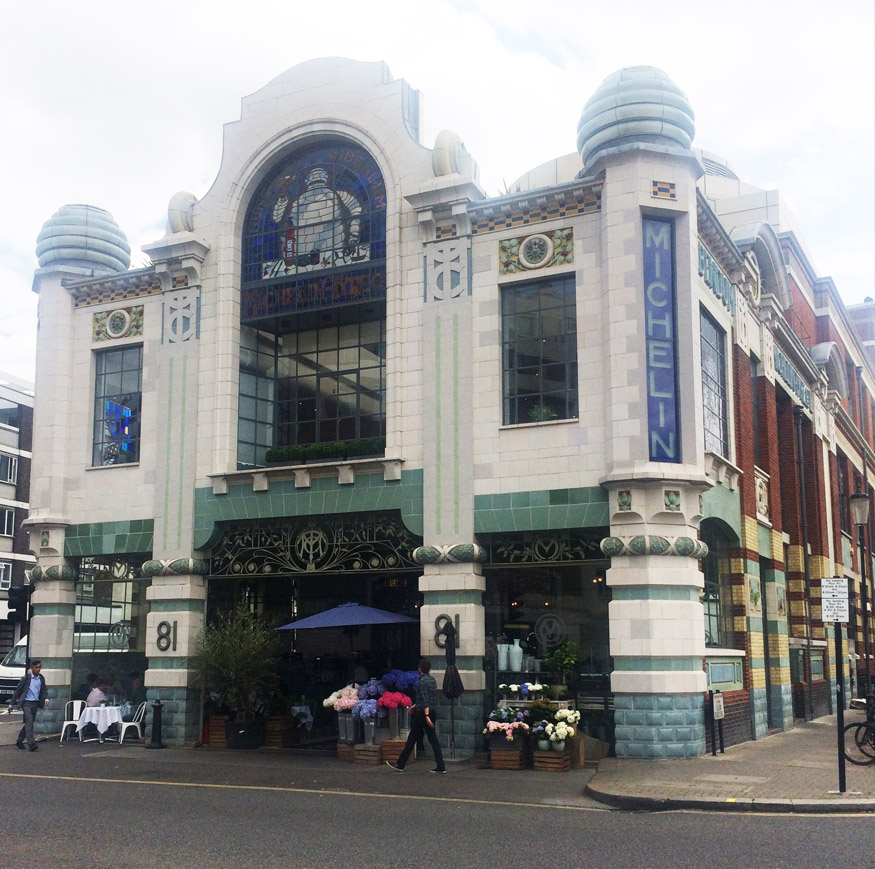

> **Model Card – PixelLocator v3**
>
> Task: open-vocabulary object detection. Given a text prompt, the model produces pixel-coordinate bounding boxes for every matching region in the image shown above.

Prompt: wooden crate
[380,738,408,763]
[567,734,585,769]
[490,750,527,770]
[207,716,228,748]
[353,743,382,765]
[533,750,570,772]
[337,743,355,762]
[264,717,293,748]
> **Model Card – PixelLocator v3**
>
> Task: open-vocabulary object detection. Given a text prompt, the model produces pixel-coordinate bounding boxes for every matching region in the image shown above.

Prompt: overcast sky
[1,0,872,384]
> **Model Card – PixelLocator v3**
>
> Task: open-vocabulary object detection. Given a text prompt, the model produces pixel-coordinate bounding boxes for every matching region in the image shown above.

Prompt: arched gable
[809,341,849,400]
[729,221,791,309]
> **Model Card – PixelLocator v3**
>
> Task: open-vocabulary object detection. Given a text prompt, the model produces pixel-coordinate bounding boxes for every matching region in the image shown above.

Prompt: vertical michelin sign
[643,218,680,462]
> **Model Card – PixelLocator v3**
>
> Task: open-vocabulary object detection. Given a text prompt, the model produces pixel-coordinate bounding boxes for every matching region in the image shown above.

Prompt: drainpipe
[794,406,815,721]
[856,367,872,697]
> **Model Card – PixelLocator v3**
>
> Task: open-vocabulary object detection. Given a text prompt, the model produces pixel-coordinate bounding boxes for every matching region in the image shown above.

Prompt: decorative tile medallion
[617,491,632,512]
[499,227,572,275]
[652,180,676,199]
[664,490,681,511]
[93,306,144,342]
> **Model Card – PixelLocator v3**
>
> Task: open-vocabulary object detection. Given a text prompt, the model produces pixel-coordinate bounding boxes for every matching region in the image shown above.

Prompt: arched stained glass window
[242,141,386,290]
[238,141,387,470]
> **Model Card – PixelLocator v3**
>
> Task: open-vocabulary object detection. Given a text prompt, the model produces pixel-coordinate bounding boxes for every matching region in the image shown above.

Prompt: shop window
[0,508,13,537]
[701,520,734,647]
[0,562,11,590]
[92,346,142,466]
[483,562,610,679]
[72,558,150,703]
[701,307,728,457]
[502,275,578,425]
[238,141,387,469]
[0,453,17,484]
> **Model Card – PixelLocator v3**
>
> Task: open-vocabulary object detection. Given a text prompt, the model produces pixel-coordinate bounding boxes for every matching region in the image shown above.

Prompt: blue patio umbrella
[276,602,418,631]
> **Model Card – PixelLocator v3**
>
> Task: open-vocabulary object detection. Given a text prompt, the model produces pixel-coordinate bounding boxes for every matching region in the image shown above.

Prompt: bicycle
[843,695,875,765]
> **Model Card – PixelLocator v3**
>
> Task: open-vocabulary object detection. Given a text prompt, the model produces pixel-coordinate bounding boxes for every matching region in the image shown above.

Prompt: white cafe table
[77,706,124,742]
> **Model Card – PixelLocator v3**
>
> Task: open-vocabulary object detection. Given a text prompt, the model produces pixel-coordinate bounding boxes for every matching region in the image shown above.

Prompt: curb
[584,783,875,814]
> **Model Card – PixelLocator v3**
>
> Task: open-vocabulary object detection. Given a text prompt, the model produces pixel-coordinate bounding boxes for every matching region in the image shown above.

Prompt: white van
[0,637,27,703]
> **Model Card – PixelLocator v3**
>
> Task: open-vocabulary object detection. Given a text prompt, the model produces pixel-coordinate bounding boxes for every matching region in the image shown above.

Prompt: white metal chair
[60,700,86,742]
[118,701,147,743]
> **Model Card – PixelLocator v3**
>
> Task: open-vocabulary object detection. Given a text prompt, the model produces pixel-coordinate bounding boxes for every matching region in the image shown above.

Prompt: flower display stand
[353,743,382,765]
[490,750,528,770]
[337,742,355,762]
[533,749,570,772]
[380,738,409,763]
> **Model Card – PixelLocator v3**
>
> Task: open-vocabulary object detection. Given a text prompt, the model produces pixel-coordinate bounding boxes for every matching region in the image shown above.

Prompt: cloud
[0,0,872,381]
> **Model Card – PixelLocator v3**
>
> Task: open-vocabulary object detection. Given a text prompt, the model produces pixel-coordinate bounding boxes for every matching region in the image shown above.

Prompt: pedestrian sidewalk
[586,711,875,813]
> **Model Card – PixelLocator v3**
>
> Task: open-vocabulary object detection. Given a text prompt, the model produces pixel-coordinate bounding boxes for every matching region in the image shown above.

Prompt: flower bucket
[399,707,410,738]
[536,739,551,752]
[388,708,399,739]
[337,712,351,743]
[363,718,377,746]
[551,739,566,752]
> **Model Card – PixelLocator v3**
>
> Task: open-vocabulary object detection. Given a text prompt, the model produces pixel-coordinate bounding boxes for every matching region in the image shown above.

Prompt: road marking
[0,772,607,813]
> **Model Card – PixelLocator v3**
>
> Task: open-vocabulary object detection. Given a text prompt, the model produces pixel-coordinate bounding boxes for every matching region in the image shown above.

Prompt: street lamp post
[849,491,872,699]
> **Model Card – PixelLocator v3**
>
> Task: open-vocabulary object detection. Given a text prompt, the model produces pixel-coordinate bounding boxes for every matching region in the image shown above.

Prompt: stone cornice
[696,190,744,276]
[467,177,603,222]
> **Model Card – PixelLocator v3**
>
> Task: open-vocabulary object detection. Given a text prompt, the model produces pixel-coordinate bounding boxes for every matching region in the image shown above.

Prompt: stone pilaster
[601,481,710,758]
[142,559,208,745]
[26,545,78,735]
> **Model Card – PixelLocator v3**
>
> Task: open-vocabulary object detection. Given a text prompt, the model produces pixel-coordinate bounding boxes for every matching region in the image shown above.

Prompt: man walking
[387,658,446,774]
[11,659,49,751]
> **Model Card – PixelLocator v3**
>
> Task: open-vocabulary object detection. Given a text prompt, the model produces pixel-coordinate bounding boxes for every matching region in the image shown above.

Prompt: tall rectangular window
[1,508,13,536]
[0,453,17,484]
[837,451,851,533]
[237,314,386,470]
[700,308,728,457]
[0,562,11,590]
[502,275,578,425]
[750,355,763,468]
[93,346,142,466]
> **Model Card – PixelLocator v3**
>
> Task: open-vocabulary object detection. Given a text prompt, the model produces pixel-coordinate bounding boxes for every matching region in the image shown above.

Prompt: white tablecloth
[77,706,123,735]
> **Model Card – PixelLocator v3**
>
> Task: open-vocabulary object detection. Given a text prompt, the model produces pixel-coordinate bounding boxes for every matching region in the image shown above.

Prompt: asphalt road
[3,738,874,869]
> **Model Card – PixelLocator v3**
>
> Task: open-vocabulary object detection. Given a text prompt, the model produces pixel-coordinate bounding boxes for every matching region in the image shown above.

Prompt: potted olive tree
[542,642,578,700]
[193,604,280,749]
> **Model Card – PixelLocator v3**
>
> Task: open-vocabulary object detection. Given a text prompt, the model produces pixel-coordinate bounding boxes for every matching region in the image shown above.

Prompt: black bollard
[146,699,166,750]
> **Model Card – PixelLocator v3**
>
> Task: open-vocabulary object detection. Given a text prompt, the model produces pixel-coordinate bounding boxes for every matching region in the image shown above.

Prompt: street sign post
[822,577,849,794]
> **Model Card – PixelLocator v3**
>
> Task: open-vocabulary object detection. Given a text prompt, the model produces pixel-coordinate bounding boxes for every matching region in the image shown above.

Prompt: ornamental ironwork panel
[78,556,147,582]
[210,512,422,576]
[483,530,606,565]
